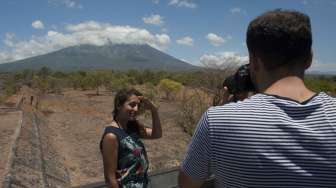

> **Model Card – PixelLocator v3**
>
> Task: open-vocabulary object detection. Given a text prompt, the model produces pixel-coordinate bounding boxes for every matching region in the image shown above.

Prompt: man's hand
[220,86,234,105]
[213,86,234,106]
[178,169,203,188]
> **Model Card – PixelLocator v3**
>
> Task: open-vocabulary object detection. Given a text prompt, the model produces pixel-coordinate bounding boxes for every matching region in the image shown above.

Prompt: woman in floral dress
[100,88,162,188]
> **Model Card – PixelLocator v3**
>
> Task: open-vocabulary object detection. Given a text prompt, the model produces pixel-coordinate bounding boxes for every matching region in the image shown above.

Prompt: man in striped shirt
[179,9,336,188]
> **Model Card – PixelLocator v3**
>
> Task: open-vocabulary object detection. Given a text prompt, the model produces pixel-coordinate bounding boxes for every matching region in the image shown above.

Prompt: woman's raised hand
[138,96,156,111]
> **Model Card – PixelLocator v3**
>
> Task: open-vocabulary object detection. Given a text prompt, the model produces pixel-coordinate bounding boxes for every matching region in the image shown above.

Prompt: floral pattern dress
[100,124,149,188]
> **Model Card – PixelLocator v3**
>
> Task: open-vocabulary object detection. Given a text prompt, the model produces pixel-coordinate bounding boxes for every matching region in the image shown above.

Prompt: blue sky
[0,0,335,73]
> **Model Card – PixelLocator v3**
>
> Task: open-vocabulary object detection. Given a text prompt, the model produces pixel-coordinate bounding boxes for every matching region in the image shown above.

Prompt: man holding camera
[179,9,336,187]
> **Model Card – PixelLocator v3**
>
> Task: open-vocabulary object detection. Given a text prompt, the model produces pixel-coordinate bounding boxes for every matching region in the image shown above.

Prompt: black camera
[223,64,256,95]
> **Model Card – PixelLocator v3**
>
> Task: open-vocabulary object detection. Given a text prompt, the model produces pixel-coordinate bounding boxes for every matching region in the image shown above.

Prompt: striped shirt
[181,92,336,188]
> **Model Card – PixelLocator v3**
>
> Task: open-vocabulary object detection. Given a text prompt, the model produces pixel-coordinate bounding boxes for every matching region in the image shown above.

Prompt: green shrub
[177,88,211,135]
[0,95,6,105]
[158,79,183,100]
[305,77,335,93]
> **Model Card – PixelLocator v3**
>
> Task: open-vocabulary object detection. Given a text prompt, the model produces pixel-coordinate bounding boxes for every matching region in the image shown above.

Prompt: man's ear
[304,50,313,70]
[249,51,260,72]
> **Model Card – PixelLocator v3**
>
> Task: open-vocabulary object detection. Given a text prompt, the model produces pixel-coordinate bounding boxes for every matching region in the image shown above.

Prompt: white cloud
[230,7,241,14]
[4,33,16,47]
[179,58,188,62]
[230,7,247,15]
[48,0,83,9]
[47,31,59,37]
[206,33,232,46]
[0,21,171,63]
[199,54,336,74]
[0,52,12,63]
[32,20,44,29]
[155,34,170,47]
[200,52,248,69]
[168,0,197,8]
[176,36,194,46]
[206,33,224,46]
[152,0,159,4]
[143,14,164,26]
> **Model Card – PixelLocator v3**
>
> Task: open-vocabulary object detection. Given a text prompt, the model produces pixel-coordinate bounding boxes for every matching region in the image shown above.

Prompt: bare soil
[36,89,191,187]
[0,111,22,185]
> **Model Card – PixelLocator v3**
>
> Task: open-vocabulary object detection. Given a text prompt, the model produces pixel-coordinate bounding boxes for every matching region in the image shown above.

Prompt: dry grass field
[0,84,214,187]
[34,88,191,187]
[2,78,334,187]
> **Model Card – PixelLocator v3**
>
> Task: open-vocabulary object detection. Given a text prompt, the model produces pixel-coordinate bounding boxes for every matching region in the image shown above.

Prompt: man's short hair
[246,9,312,70]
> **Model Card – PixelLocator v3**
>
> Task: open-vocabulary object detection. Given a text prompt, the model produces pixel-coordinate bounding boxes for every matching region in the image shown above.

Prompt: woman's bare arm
[139,97,162,139]
[102,133,119,188]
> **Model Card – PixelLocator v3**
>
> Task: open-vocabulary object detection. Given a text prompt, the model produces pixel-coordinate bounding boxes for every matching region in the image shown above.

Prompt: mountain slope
[0,44,198,72]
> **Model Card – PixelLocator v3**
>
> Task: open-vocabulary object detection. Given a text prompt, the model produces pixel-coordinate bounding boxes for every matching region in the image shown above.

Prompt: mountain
[307,71,336,76]
[0,44,198,72]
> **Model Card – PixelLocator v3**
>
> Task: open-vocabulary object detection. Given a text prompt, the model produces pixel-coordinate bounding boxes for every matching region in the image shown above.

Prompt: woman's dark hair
[112,88,143,120]
[246,9,312,70]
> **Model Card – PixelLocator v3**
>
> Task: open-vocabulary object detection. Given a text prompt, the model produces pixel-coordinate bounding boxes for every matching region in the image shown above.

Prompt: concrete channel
[73,167,214,188]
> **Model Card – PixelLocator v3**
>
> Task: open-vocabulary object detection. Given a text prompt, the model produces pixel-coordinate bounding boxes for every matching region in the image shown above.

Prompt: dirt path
[37,89,191,187]
[0,110,22,186]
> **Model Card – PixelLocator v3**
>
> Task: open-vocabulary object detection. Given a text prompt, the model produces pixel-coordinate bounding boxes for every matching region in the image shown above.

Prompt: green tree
[32,75,49,93]
[37,67,52,80]
[305,77,334,93]
[108,76,129,93]
[89,71,109,95]
[69,71,91,90]
[21,69,35,86]
[127,69,143,84]
[48,77,63,94]
[53,71,67,79]
[333,76,336,82]
[3,76,17,96]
